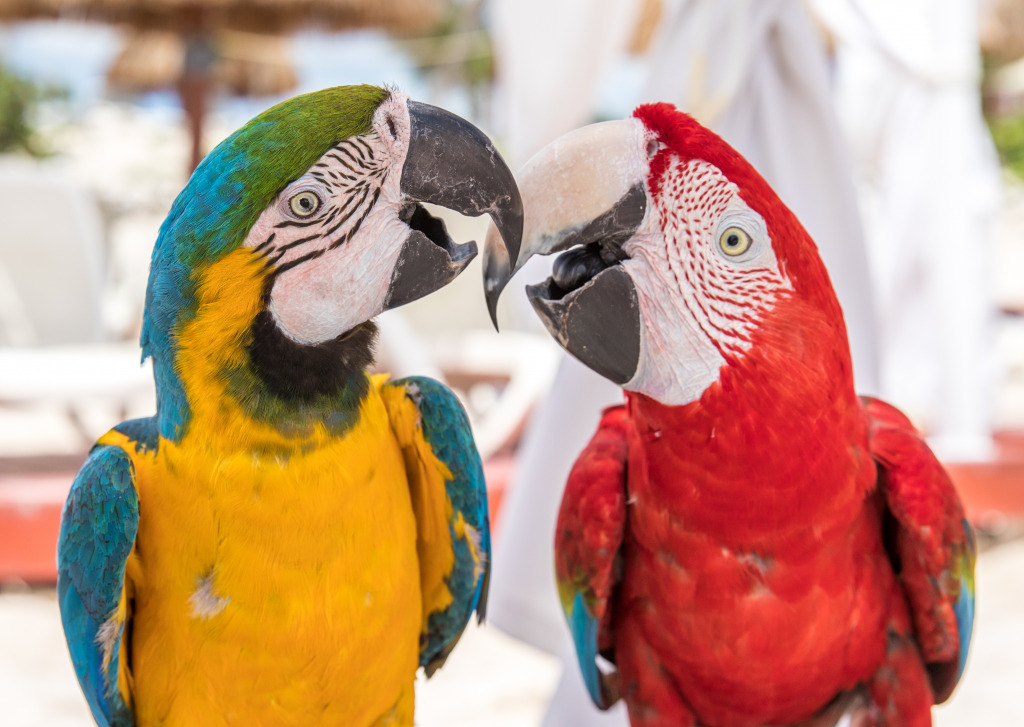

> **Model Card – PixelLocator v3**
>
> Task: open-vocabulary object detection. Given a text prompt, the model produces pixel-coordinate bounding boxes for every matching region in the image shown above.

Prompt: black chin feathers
[247,309,378,402]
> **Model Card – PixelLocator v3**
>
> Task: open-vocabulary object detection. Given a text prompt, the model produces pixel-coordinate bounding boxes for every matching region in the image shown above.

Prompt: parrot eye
[718,226,752,256]
[288,191,322,218]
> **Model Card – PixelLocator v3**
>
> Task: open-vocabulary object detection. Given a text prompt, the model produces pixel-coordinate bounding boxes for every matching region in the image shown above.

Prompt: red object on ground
[946,431,1024,520]
[482,453,515,530]
[0,473,73,584]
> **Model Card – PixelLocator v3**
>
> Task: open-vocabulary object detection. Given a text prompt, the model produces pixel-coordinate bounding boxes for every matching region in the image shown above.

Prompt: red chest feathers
[617,388,896,723]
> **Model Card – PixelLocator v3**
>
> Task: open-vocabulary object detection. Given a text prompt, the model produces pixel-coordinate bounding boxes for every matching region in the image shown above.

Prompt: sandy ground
[1,537,1020,726]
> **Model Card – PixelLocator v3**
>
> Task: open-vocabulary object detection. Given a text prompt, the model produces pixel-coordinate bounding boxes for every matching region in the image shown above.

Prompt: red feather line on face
[633,103,844,326]
[654,157,789,357]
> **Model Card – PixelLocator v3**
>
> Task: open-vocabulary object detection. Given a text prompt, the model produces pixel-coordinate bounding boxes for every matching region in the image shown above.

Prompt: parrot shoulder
[555,404,630,710]
[379,376,491,677]
[862,396,975,703]
[58,423,149,727]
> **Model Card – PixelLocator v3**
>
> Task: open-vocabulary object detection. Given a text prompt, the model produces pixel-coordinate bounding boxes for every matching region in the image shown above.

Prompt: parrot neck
[625,300,874,541]
[151,248,376,447]
[245,308,378,405]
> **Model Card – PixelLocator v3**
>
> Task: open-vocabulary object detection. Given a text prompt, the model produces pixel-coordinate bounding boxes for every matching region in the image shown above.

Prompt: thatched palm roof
[0,0,441,34]
[981,0,1024,63]
[0,0,443,171]
[107,29,298,97]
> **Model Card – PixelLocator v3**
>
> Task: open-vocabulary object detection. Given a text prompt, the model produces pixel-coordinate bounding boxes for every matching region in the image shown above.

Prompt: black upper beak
[386,102,523,311]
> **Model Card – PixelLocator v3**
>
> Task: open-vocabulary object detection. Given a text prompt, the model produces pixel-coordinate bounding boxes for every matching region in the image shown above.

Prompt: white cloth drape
[812,0,1001,460]
[492,0,643,167]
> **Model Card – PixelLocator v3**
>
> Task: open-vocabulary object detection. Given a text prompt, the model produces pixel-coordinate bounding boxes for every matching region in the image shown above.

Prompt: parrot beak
[386,101,523,310]
[482,119,647,384]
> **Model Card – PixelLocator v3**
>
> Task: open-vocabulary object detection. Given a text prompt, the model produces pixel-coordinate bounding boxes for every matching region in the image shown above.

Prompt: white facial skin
[621,153,792,406]
[241,93,413,345]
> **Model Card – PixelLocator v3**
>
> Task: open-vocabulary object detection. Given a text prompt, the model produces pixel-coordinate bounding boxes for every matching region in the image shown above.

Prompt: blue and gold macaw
[57,85,522,726]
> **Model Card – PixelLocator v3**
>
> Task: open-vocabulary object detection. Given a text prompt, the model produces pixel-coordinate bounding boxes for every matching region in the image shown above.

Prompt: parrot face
[484,104,823,406]
[248,92,518,345]
[143,85,521,440]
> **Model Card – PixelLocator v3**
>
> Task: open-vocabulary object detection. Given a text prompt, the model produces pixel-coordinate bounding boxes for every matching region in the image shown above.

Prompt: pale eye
[718,226,752,256]
[289,191,322,218]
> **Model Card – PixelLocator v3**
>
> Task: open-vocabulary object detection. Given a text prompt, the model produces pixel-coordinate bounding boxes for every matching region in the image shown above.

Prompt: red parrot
[482,103,976,726]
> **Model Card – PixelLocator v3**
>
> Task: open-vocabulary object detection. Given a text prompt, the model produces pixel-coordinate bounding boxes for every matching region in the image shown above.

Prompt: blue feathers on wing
[388,376,491,675]
[567,590,607,708]
[954,518,977,684]
[57,445,139,727]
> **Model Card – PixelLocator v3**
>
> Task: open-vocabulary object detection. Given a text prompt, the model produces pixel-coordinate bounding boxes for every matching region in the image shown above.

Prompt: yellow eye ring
[718,226,752,256]
[289,191,322,218]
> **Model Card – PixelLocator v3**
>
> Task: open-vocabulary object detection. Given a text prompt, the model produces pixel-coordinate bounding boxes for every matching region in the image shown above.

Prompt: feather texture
[381,376,491,676]
[554,405,629,708]
[58,443,140,727]
[57,85,495,727]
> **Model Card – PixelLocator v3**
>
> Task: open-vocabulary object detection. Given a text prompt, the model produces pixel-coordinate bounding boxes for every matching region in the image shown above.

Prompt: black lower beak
[513,182,646,384]
[386,203,477,310]
[526,265,641,385]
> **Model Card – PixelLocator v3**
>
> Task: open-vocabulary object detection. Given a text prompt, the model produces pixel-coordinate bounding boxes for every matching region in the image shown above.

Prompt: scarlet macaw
[484,103,974,726]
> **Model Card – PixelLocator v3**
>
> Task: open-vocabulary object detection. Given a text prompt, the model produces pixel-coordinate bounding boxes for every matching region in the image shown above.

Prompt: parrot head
[144,85,521,441]
[484,102,849,407]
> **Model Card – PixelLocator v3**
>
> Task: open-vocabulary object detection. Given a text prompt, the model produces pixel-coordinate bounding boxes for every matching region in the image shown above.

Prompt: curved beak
[481,119,648,384]
[386,101,523,311]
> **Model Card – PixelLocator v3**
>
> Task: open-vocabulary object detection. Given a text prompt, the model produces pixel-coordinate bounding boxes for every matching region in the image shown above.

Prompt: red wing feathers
[555,405,630,646]
[863,396,976,701]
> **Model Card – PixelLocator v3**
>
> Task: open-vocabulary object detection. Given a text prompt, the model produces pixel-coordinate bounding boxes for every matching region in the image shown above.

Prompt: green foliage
[429,1,494,89]
[399,0,494,119]
[987,112,1024,181]
[0,63,62,157]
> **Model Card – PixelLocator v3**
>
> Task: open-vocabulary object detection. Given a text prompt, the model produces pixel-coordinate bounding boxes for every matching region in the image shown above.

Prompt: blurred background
[0,0,1022,725]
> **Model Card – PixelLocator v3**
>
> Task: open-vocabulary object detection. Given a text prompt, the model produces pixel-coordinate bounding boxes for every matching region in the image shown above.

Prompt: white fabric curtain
[492,0,643,167]
[812,0,1001,460]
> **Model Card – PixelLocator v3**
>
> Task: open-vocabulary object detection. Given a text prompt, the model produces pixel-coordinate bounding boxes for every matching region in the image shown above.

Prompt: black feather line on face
[323,185,370,236]
[276,230,322,251]
[325,153,359,176]
[274,215,323,229]
[329,188,379,251]
[333,145,363,169]
[252,232,276,254]
[272,248,325,276]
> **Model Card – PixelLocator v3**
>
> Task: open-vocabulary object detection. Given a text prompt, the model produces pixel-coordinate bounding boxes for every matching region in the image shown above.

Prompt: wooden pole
[177,4,215,174]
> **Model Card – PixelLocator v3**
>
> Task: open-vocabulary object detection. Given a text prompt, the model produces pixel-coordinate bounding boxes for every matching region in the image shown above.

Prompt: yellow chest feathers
[102,388,422,726]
